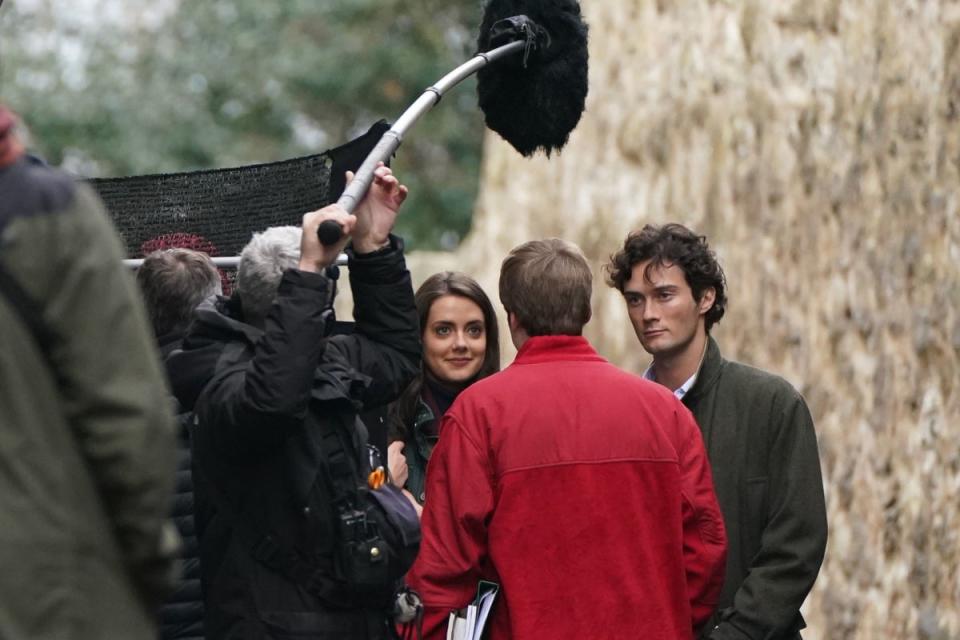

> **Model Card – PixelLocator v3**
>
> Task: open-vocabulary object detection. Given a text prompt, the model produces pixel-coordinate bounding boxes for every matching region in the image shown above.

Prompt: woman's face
[422,294,487,385]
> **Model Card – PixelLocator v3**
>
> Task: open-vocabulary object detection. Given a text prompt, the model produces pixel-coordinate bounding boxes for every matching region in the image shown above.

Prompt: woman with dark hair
[387,271,500,515]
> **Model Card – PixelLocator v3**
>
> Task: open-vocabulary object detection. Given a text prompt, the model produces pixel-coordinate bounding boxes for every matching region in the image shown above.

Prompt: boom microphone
[477,0,589,157]
[317,0,590,245]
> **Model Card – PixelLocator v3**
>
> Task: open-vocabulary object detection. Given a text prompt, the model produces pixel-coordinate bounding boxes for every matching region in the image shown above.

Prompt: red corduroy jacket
[406,335,727,640]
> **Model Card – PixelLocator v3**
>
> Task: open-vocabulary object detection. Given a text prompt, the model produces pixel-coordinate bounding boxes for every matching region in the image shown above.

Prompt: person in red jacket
[406,238,727,640]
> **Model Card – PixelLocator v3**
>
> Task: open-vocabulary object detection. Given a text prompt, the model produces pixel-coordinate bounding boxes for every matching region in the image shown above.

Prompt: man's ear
[507,311,520,332]
[697,287,716,316]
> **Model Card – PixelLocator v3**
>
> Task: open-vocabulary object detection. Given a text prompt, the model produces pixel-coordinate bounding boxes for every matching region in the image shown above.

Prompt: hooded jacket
[167,240,420,639]
[0,154,178,639]
[685,338,828,640]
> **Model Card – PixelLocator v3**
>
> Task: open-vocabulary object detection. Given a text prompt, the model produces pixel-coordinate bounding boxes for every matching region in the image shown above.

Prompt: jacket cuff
[707,621,754,640]
[707,620,752,640]
[280,268,334,307]
[346,234,406,284]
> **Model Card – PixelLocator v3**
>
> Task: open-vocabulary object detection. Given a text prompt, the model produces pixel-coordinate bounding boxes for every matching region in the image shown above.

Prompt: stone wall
[404,1,959,637]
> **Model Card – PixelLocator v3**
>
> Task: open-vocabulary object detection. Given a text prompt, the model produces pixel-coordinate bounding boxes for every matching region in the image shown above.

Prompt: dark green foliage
[0,0,484,250]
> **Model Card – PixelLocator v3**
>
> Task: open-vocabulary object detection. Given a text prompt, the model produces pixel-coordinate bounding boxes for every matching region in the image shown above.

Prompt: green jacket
[0,157,178,639]
[685,338,827,640]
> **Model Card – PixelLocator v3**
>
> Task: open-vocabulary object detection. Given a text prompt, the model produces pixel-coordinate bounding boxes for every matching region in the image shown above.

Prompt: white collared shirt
[643,342,708,400]
[643,364,698,400]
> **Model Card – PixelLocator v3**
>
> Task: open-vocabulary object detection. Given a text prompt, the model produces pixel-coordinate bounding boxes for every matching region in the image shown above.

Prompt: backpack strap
[318,414,368,508]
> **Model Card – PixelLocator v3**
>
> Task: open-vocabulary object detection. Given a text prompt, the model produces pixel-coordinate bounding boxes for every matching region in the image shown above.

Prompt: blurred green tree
[0,0,484,250]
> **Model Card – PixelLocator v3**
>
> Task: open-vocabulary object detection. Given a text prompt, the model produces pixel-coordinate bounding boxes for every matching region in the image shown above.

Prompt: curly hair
[605,223,727,332]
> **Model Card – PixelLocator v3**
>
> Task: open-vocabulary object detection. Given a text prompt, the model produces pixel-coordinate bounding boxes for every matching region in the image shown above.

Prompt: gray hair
[236,226,302,326]
[136,248,222,337]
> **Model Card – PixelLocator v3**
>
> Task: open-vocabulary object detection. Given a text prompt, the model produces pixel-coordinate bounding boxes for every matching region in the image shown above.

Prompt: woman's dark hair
[605,223,727,332]
[389,272,501,440]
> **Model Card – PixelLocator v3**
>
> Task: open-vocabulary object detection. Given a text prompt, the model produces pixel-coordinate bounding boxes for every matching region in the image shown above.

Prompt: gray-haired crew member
[166,165,421,639]
[607,223,827,640]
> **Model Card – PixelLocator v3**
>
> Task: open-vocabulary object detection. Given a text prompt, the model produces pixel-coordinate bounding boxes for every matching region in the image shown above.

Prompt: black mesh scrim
[88,120,390,259]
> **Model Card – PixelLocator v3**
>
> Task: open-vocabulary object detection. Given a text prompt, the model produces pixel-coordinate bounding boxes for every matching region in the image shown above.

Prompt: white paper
[472,590,497,640]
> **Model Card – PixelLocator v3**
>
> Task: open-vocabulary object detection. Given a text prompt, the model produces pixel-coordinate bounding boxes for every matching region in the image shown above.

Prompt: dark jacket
[167,239,420,639]
[685,337,828,640]
[0,155,179,639]
[159,419,205,640]
[159,332,205,640]
[396,398,435,504]
[388,378,461,504]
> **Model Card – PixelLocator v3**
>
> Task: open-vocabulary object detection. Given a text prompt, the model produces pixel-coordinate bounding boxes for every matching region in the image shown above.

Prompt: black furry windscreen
[476,0,589,157]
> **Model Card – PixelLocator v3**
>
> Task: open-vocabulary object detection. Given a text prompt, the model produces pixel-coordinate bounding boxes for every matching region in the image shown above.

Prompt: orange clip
[368,466,386,490]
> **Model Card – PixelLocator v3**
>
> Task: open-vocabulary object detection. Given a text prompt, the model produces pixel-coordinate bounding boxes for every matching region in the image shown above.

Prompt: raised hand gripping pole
[317,39,526,245]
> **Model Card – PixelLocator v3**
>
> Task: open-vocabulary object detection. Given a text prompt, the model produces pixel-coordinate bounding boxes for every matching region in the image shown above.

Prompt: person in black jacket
[137,248,223,358]
[137,248,222,639]
[166,165,420,639]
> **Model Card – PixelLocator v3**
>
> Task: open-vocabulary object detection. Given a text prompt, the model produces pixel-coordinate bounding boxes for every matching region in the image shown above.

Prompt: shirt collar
[513,335,605,365]
[643,339,708,400]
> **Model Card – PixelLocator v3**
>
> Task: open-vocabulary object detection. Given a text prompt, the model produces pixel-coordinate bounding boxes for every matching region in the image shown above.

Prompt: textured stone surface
[394,1,960,638]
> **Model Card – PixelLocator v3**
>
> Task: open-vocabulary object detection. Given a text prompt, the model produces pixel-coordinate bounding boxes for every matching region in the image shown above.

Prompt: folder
[446,581,500,640]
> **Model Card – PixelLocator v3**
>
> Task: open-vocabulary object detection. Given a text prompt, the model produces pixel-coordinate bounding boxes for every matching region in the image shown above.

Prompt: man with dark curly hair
[606,223,828,640]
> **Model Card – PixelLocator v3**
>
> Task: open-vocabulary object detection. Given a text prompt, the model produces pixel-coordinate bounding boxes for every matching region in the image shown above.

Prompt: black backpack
[315,414,422,606]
